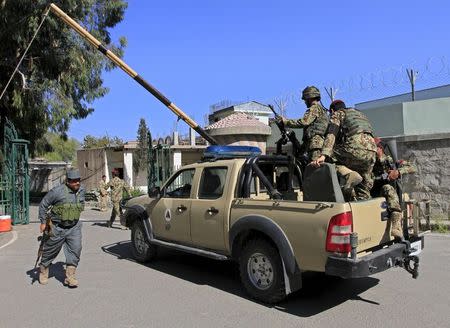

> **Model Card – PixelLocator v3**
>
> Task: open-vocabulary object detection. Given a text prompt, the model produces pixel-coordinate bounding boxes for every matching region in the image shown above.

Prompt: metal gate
[1,117,29,225]
[147,132,173,191]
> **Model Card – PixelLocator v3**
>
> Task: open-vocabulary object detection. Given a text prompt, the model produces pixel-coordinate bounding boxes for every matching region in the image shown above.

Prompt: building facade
[357,91,450,219]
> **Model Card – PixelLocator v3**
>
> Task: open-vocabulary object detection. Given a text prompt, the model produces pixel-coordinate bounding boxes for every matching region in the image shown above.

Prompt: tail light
[326,211,353,253]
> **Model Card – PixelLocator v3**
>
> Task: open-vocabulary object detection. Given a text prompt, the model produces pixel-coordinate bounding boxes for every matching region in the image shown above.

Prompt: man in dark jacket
[38,168,85,287]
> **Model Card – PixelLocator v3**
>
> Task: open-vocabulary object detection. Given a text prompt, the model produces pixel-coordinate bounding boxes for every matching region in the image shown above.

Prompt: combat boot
[391,211,404,239]
[64,265,79,288]
[39,265,49,285]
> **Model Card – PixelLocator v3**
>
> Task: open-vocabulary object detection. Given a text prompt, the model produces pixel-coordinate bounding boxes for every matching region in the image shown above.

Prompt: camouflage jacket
[99,180,108,196]
[322,109,377,158]
[285,103,328,150]
[107,177,131,202]
[373,153,416,178]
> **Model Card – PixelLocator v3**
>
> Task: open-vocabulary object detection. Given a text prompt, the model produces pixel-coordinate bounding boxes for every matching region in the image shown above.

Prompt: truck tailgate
[350,197,392,252]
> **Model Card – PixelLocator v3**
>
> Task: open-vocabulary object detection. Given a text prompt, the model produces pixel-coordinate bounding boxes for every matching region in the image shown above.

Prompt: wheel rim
[247,252,274,290]
[134,226,147,254]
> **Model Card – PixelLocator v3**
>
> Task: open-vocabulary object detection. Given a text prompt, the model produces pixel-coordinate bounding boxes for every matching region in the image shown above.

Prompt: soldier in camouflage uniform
[372,138,416,239]
[106,169,131,228]
[313,100,376,200]
[280,86,329,161]
[38,169,85,287]
[98,175,108,212]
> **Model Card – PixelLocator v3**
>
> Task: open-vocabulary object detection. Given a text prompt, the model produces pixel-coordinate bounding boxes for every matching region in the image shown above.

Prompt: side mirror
[148,186,161,198]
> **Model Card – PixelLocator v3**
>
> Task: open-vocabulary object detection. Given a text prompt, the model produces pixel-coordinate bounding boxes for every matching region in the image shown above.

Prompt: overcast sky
[68,0,450,142]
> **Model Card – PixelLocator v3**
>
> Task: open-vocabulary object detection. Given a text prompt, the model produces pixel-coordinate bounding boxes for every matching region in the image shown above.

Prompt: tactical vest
[342,108,373,137]
[51,186,83,227]
[305,105,329,139]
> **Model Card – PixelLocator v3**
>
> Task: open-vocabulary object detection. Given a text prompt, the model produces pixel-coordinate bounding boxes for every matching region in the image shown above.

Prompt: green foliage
[431,216,449,233]
[0,0,128,155]
[133,118,149,175]
[35,132,80,162]
[126,186,145,198]
[82,134,123,149]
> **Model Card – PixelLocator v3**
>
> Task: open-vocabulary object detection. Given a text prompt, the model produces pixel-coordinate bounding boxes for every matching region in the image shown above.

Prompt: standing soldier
[372,138,416,239]
[313,99,377,200]
[106,169,131,228]
[37,169,85,287]
[98,175,108,212]
[279,86,329,161]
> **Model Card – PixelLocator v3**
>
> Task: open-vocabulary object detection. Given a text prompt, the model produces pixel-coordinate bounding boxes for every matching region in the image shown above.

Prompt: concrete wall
[362,103,404,137]
[29,163,68,194]
[403,98,450,136]
[360,97,450,138]
[123,150,133,187]
[356,84,450,111]
[77,149,106,191]
[360,97,450,218]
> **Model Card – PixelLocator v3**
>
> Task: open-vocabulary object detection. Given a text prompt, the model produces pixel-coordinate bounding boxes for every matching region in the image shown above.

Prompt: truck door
[151,168,195,244]
[190,166,229,250]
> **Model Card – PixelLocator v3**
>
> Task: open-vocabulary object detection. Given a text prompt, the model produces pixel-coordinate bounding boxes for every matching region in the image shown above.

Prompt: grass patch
[430,216,449,233]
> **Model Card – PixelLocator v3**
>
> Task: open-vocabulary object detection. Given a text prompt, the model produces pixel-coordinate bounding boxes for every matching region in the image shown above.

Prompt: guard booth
[0,117,29,225]
[147,132,173,192]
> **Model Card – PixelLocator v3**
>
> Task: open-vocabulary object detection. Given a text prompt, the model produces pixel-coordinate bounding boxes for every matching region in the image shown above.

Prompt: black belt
[54,220,78,229]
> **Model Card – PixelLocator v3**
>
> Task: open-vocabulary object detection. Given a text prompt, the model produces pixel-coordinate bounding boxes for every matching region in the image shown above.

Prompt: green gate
[1,117,29,225]
[147,132,173,192]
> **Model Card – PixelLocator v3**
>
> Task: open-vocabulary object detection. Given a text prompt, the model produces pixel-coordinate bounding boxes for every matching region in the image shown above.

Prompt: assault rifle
[34,216,52,268]
[269,105,308,168]
[383,140,404,204]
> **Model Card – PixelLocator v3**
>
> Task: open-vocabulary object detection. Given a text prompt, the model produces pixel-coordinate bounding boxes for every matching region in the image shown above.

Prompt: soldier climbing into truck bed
[313,99,377,200]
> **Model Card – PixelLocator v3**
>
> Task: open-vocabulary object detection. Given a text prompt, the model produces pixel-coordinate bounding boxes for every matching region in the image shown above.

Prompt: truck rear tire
[131,221,157,262]
[239,238,286,303]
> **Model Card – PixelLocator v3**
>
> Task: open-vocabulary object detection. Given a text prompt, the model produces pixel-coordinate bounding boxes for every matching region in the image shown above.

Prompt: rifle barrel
[49,3,217,145]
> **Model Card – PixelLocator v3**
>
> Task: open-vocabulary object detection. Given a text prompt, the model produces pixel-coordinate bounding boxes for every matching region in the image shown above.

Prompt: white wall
[123,150,133,186]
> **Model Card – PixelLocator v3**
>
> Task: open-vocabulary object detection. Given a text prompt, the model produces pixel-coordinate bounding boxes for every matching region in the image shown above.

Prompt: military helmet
[301,86,321,100]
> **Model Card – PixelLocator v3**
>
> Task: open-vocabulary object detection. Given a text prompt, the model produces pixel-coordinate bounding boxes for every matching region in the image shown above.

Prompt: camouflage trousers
[381,184,402,212]
[109,200,122,225]
[336,165,362,201]
[334,148,376,200]
[98,194,108,211]
[308,149,322,162]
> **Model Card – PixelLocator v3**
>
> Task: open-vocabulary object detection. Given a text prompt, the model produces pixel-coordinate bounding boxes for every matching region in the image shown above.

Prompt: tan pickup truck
[121,148,423,303]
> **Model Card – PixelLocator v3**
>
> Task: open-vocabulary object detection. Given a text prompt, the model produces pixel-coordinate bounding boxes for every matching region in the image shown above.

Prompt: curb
[0,230,16,250]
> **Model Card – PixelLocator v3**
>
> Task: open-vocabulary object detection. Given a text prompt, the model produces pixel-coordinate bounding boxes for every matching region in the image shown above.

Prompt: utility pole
[406,69,418,101]
[324,87,338,102]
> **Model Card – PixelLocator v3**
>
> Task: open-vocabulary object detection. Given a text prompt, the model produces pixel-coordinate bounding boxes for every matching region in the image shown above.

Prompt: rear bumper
[325,236,424,279]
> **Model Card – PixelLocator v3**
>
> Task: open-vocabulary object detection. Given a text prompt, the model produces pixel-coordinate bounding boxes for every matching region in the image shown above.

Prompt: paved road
[1,206,449,328]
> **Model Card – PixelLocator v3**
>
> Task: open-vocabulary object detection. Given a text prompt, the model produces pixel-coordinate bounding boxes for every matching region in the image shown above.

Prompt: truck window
[198,167,227,199]
[164,168,195,198]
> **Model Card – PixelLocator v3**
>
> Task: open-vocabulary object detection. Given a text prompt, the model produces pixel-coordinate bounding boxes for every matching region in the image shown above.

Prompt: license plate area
[409,240,422,256]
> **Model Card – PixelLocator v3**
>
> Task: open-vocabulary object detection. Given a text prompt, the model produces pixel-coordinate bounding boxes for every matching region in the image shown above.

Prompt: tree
[35,132,80,163]
[133,118,149,176]
[0,0,128,155]
[273,95,289,117]
[82,134,123,149]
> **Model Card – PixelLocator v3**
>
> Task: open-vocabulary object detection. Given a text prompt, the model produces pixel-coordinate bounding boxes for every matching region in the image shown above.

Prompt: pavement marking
[0,231,18,250]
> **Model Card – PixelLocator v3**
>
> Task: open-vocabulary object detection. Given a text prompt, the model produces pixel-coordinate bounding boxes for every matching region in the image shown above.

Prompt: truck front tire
[131,221,157,262]
[239,238,286,303]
